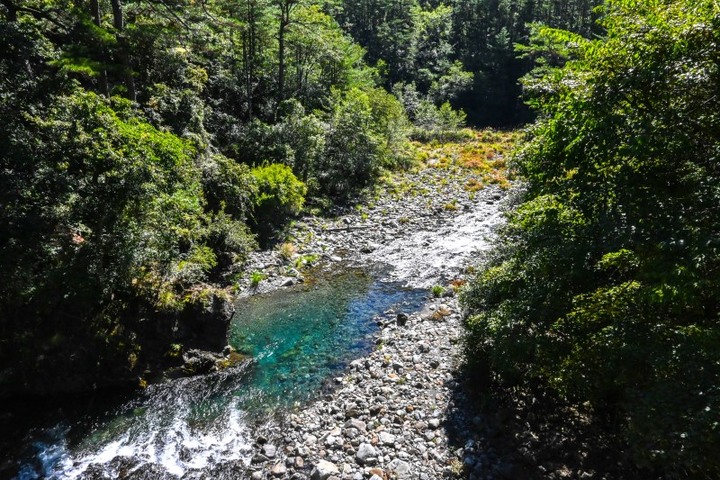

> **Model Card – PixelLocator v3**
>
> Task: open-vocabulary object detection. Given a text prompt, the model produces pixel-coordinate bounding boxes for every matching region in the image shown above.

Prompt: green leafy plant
[249,271,265,288]
[462,2,720,475]
[431,285,445,297]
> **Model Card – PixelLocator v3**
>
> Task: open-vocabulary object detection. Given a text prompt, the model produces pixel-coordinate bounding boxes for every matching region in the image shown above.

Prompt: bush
[0,90,257,394]
[461,1,720,475]
[250,163,307,235]
[411,100,467,142]
[315,87,411,198]
[316,88,381,197]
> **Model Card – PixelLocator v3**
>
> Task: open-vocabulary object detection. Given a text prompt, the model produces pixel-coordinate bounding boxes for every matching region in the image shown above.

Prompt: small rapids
[10,269,424,479]
[17,364,255,480]
[373,201,506,288]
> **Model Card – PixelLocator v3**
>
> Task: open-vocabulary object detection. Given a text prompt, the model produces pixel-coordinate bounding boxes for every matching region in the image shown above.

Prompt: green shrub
[315,87,411,198]
[249,163,307,237]
[461,1,720,475]
[0,89,260,393]
[316,88,381,197]
[249,270,265,288]
[411,100,468,142]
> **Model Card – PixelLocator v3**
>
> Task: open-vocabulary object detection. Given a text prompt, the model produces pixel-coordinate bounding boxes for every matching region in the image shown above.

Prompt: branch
[1,0,68,30]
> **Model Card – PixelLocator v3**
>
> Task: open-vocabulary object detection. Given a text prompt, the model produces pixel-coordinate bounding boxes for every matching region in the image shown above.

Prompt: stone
[251,454,269,464]
[281,277,295,287]
[270,462,287,476]
[181,349,220,375]
[388,459,412,478]
[379,431,396,445]
[360,243,377,253]
[251,471,263,480]
[310,459,340,480]
[262,444,277,458]
[355,443,377,465]
[396,312,409,327]
[344,418,367,432]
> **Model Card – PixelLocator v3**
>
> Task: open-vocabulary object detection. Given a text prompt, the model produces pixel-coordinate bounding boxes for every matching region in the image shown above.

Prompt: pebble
[233,169,513,479]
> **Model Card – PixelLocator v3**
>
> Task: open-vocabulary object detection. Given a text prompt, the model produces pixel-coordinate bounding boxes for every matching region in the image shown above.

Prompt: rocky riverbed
[229,165,520,480]
[240,167,509,292]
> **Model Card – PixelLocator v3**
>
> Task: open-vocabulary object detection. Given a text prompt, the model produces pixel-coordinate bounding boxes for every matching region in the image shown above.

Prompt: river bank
[226,163,518,480]
[5,140,523,479]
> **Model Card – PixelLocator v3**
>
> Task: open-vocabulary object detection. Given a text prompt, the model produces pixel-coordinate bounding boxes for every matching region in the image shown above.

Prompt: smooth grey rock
[388,459,412,478]
[379,431,396,445]
[355,443,377,465]
[310,460,340,480]
[344,418,367,432]
[262,444,277,458]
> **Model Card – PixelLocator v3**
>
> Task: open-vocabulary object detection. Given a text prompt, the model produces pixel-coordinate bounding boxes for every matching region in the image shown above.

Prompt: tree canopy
[462,0,720,475]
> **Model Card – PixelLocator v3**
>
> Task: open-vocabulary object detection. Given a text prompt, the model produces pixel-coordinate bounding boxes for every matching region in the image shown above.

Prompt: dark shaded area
[444,358,655,480]
[0,387,136,480]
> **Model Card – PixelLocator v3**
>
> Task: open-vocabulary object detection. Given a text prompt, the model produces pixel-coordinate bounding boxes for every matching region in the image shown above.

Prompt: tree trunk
[110,0,136,102]
[276,0,296,109]
[90,0,109,97]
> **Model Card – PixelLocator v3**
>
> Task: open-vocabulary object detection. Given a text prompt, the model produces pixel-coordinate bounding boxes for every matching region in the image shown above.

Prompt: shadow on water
[4,265,426,480]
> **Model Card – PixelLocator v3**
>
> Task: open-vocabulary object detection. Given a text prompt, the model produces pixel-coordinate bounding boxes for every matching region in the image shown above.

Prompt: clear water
[8,267,425,479]
[228,268,424,411]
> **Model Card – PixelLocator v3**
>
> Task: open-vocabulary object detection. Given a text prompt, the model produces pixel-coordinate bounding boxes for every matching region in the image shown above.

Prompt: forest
[1,0,718,477]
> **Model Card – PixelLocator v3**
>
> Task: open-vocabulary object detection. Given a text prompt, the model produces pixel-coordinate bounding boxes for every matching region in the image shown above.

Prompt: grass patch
[412,129,520,177]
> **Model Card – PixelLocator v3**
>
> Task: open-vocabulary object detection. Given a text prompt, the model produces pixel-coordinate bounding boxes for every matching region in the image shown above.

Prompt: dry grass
[278,242,297,261]
[412,129,520,189]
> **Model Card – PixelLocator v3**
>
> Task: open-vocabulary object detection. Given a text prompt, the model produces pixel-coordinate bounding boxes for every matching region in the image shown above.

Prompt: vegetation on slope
[0,0,414,395]
[461,0,720,475]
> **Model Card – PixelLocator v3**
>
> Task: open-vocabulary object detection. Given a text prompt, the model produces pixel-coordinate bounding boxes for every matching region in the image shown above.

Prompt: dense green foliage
[250,162,306,238]
[462,0,720,475]
[335,0,602,125]
[0,0,417,393]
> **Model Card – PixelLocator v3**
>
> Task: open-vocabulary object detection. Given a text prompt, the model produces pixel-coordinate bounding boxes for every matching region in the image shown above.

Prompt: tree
[462,0,720,474]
